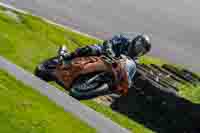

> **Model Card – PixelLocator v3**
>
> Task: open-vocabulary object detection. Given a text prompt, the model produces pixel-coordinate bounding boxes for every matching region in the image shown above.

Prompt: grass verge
[0,69,96,133]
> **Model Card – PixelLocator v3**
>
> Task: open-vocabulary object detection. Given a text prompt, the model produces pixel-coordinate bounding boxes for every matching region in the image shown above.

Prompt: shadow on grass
[111,77,200,133]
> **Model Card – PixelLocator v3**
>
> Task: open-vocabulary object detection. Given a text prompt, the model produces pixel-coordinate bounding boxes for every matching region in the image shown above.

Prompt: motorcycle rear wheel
[34,57,59,81]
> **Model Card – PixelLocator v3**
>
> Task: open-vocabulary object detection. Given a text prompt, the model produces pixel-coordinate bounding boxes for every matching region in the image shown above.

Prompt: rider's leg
[109,58,136,95]
[124,59,137,88]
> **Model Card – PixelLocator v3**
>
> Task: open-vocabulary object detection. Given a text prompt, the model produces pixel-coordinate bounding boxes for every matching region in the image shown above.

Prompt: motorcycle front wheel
[69,72,113,99]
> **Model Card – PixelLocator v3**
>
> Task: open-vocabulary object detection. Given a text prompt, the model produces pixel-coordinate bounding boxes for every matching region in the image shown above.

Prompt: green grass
[0,69,96,133]
[139,55,167,66]
[179,84,200,103]
[0,6,199,133]
[0,7,100,72]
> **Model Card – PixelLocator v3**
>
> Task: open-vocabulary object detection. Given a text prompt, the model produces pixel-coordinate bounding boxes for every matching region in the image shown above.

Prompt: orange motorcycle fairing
[54,56,129,95]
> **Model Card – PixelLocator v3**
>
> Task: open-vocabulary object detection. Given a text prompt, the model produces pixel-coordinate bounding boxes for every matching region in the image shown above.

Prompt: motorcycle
[34,46,129,99]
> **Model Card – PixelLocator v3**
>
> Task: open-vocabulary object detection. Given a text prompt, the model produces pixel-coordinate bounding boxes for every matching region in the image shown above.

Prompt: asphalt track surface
[2,0,200,72]
[0,56,131,133]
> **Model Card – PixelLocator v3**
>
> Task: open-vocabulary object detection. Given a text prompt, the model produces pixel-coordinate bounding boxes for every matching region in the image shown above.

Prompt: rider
[61,33,151,94]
